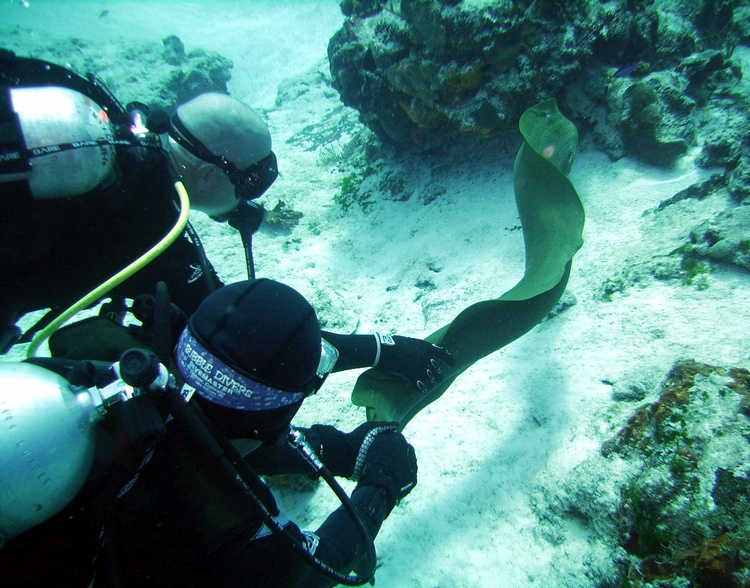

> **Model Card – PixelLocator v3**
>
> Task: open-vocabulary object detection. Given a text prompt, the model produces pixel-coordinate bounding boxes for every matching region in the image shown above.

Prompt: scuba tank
[0,355,166,547]
[0,50,142,201]
[0,361,103,543]
[1,86,116,199]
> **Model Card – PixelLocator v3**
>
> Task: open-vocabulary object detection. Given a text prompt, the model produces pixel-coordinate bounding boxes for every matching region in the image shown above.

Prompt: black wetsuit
[108,417,390,588]
[0,144,221,321]
[0,413,391,588]
[1,53,395,588]
[0,50,221,328]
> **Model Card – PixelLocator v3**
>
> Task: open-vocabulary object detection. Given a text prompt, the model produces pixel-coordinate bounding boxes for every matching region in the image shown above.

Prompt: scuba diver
[114,279,418,587]
[2,279,419,587]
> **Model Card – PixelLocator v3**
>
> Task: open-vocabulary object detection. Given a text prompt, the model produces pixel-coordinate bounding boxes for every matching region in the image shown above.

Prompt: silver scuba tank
[0,361,101,545]
[4,86,115,199]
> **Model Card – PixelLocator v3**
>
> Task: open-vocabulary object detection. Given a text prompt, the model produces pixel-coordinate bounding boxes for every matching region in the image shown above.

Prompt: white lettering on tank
[31,145,62,156]
[0,151,22,162]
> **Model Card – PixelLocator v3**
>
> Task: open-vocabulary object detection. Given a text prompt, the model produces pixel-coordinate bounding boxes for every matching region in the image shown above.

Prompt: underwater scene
[1,0,749,586]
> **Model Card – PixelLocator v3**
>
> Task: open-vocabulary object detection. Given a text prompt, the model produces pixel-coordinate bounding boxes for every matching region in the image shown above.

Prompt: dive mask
[169,111,278,201]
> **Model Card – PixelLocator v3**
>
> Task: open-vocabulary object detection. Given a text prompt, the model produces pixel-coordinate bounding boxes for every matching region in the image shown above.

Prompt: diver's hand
[372,333,455,393]
[304,421,400,479]
[356,427,417,512]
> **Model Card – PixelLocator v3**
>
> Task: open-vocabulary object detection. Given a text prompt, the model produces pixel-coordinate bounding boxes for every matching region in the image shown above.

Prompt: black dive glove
[355,426,417,513]
[373,333,455,393]
[305,421,404,478]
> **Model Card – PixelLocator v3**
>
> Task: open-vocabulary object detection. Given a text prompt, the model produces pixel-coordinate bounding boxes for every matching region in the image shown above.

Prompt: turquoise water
[2,2,750,586]
[0,0,344,108]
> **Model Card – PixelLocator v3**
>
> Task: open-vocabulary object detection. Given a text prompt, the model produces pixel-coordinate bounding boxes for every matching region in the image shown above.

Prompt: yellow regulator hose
[27,181,191,358]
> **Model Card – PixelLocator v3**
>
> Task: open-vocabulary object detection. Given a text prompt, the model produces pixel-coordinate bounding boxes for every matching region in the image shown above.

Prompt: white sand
[3,1,749,586]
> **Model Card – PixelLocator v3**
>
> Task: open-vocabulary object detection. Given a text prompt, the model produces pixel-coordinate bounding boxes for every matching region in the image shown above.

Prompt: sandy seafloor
[2,1,750,587]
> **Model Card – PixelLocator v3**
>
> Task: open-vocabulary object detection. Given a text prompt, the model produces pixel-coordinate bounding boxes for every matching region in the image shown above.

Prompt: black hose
[160,385,377,586]
[151,281,173,365]
[227,200,266,280]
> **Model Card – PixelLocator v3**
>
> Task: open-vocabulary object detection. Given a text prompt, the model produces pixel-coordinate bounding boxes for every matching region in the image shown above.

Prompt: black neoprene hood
[187,279,321,394]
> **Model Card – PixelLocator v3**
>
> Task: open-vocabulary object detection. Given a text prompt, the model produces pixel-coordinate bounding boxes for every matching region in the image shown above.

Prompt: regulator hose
[26,181,190,358]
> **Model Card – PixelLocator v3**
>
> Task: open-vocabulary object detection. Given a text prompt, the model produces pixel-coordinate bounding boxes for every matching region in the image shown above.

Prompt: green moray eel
[351,99,585,429]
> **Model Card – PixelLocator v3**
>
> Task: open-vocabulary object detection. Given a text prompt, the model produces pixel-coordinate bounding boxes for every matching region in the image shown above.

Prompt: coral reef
[537,360,750,588]
[654,174,728,212]
[603,359,750,587]
[615,73,694,166]
[329,0,596,151]
[156,37,233,108]
[596,212,750,298]
[328,0,749,171]
[679,205,750,272]
[597,175,750,300]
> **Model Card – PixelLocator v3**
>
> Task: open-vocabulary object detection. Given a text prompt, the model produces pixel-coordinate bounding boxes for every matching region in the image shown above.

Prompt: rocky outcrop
[536,359,750,588]
[603,360,750,588]
[328,0,748,172]
[329,0,600,150]
[681,206,750,271]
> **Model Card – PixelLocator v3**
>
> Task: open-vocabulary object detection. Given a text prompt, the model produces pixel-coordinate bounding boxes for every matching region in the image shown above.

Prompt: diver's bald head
[175,92,272,169]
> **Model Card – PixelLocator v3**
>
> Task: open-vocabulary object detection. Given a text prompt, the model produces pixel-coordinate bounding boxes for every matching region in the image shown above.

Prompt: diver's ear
[195,163,222,191]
